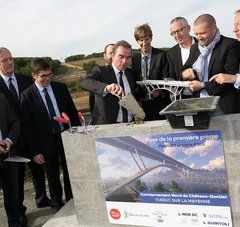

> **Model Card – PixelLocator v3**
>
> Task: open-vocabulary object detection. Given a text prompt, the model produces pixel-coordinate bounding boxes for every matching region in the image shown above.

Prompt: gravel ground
[0,180,56,227]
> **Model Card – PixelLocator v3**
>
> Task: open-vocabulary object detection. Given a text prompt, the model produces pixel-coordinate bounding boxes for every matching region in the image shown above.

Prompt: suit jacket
[131,47,169,81]
[0,93,21,156]
[0,73,32,117]
[80,65,136,125]
[131,47,171,120]
[167,37,197,80]
[182,35,240,114]
[21,81,80,158]
[0,73,32,154]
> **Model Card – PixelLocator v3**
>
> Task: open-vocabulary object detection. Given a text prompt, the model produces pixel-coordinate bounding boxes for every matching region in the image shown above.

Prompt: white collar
[112,63,125,76]
[35,82,52,92]
[1,73,16,83]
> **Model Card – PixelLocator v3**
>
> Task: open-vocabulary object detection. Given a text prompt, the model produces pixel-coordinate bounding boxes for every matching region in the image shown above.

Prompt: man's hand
[182,68,196,80]
[209,73,237,84]
[106,83,125,98]
[189,80,203,92]
[0,139,11,154]
[33,154,45,164]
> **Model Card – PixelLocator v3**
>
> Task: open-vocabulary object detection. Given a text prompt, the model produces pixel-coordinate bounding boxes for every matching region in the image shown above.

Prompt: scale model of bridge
[136,80,190,101]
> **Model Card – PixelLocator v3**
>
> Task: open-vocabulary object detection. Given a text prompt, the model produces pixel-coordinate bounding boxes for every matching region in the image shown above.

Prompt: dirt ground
[0,180,56,227]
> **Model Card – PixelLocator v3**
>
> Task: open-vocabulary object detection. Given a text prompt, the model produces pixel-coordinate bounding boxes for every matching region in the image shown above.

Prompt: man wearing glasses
[167,17,196,81]
[21,58,80,212]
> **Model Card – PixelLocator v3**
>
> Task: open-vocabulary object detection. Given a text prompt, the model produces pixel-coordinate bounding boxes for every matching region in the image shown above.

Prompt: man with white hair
[167,17,196,80]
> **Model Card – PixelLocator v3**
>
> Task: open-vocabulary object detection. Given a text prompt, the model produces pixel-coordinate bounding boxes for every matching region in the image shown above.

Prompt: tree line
[14,57,61,75]
[64,48,170,63]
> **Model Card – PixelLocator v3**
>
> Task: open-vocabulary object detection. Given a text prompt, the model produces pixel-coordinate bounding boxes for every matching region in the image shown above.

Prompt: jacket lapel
[0,76,20,107]
[32,84,50,117]
[51,83,62,113]
[208,36,222,75]
[149,48,156,77]
[176,45,183,67]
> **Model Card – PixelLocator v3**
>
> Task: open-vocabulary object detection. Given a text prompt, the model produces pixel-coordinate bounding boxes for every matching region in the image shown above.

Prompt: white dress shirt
[111,64,133,123]
[234,73,240,89]
[35,82,64,130]
[179,38,195,65]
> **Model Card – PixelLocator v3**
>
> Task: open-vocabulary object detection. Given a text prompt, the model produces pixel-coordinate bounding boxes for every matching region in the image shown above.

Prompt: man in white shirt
[167,17,196,80]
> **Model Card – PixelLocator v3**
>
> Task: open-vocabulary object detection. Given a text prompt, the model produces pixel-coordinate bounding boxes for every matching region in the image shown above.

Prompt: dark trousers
[0,154,20,227]
[44,134,73,206]
[18,146,47,210]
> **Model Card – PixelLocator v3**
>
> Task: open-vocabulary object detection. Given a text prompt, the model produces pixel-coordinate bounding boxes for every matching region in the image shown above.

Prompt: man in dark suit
[21,58,80,211]
[167,17,196,81]
[0,47,49,226]
[131,24,170,121]
[89,43,114,114]
[0,93,21,227]
[80,40,136,125]
[209,10,240,112]
[181,14,240,114]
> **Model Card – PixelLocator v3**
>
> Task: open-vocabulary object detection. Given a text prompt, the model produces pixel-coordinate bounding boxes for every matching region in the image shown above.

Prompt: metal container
[159,96,220,129]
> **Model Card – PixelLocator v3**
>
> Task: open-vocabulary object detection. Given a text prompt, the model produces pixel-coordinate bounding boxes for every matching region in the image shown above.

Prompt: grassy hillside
[54,57,105,112]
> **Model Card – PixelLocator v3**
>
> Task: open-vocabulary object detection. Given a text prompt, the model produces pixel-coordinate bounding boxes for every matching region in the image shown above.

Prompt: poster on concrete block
[95,130,232,227]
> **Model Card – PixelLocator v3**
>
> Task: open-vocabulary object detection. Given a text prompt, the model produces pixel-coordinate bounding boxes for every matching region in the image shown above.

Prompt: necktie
[119,71,128,123]
[43,88,61,133]
[8,78,19,101]
[142,56,148,80]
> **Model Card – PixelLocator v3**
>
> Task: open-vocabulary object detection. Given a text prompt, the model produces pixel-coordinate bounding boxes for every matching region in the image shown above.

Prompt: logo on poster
[203,221,230,226]
[123,211,149,219]
[110,209,121,220]
[178,212,198,217]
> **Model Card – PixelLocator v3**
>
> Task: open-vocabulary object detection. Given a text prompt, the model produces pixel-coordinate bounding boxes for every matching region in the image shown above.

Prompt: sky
[0,0,239,61]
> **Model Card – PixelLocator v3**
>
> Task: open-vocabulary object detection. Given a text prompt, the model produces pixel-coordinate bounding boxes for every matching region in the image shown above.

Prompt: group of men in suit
[81,12,240,124]
[0,49,79,226]
[1,10,240,227]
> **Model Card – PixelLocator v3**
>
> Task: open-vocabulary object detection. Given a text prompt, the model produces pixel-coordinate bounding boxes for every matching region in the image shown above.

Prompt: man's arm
[21,92,43,160]
[80,66,124,98]
[209,73,239,87]
[204,39,240,95]
[80,66,109,95]
[0,96,21,153]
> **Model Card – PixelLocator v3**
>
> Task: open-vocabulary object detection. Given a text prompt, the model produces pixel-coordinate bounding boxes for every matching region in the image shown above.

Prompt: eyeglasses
[38,72,53,79]
[170,26,187,36]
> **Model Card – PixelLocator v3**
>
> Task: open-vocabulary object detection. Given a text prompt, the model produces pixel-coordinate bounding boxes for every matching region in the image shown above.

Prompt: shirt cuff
[6,138,13,145]
[103,86,108,97]
[234,74,240,89]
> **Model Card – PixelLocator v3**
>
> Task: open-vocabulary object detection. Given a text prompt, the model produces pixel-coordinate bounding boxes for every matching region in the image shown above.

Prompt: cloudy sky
[0,0,239,60]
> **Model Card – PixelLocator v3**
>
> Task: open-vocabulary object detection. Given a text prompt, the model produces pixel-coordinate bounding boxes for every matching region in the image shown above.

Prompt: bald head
[194,14,216,28]
[193,14,218,46]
